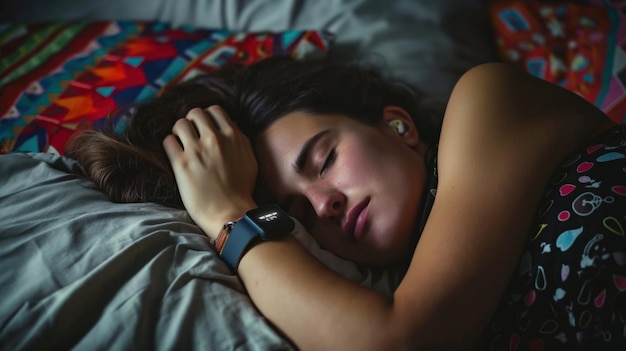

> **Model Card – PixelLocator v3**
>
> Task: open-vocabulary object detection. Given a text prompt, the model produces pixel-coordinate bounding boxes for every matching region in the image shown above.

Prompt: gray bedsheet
[0,153,403,349]
[0,153,293,350]
[0,1,496,347]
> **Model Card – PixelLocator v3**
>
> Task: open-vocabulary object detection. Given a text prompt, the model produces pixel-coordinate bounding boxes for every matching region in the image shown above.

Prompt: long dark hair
[65,57,443,208]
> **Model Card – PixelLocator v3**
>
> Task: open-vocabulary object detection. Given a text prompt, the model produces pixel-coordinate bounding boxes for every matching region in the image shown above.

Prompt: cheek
[335,141,408,191]
[333,143,383,182]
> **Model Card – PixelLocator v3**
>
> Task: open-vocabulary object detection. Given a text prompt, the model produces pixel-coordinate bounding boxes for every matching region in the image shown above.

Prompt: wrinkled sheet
[0,153,294,350]
[0,153,403,349]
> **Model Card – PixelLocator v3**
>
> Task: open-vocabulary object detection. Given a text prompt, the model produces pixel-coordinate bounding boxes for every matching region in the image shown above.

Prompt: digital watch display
[221,204,295,270]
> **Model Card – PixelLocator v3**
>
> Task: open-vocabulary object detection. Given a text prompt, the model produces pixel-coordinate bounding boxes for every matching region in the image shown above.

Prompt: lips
[342,198,370,242]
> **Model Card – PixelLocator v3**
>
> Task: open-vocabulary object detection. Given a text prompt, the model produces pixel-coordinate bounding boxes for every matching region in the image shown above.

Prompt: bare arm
[393,63,611,345]
[164,63,611,350]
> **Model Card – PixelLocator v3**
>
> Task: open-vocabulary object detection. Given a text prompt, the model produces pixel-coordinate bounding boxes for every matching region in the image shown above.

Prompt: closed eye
[320,148,336,176]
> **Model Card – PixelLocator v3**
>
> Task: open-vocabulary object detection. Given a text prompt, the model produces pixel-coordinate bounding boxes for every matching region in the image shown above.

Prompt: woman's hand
[162,106,258,239]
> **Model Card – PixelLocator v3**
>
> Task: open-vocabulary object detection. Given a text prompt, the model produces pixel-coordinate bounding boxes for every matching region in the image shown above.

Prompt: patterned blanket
[0,22,331,154]
[491,0,626,124]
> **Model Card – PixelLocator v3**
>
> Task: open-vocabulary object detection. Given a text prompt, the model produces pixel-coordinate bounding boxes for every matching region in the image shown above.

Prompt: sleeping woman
[66,57,626,349]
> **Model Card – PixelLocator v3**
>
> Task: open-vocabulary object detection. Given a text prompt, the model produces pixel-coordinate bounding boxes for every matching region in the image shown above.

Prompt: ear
[381,106,420,147]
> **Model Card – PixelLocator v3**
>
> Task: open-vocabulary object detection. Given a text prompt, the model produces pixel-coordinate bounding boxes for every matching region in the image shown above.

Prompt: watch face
[245,204,295,239]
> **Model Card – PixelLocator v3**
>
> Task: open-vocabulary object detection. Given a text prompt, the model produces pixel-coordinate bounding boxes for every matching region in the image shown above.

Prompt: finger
[205,105,236,134]
[172,118,199,147]
[186,107,215,136]
[163,134,183,162]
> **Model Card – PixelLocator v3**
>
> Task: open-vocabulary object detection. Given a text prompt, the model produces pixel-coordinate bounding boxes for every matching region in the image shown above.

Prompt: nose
[305,186,346,221]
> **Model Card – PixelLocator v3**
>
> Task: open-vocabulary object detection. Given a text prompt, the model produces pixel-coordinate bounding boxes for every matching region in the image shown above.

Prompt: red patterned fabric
[0,22,332,154]
[491,0,626,124]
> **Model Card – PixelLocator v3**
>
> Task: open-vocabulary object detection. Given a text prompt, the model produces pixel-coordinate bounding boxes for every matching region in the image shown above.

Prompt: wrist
[196,201,258,240]
[218,204,295,271]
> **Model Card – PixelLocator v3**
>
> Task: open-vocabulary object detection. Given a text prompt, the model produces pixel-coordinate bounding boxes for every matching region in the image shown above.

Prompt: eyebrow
[293,129,331,173]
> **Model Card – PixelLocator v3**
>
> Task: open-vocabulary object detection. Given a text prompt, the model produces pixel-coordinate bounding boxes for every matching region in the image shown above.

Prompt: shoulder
[435,63,612,210]
[444,62,608,134]
[439,63,610,175]
[394,63,613,347]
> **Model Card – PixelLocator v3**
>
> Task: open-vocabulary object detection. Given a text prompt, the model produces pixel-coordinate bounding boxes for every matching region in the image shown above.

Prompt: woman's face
[255,108,428,266]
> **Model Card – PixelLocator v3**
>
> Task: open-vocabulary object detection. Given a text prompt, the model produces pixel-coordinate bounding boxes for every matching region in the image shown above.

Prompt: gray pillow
[0,0,496,100]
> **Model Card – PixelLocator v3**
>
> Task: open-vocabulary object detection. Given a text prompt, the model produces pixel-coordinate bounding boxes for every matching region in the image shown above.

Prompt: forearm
[238,235,409,350]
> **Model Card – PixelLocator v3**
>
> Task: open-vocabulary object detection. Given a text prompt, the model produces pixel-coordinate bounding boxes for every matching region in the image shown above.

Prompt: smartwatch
[221,204,295,270]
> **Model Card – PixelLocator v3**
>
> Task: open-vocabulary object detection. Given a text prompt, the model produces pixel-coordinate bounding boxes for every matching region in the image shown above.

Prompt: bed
[1,0,624,349]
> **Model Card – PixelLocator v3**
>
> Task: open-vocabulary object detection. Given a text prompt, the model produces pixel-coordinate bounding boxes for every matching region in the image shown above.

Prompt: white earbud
[388,120,406,136]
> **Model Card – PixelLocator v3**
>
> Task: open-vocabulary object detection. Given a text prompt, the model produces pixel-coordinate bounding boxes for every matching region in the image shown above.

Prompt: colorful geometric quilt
[0,22,332,154]
[491,0,626,124]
